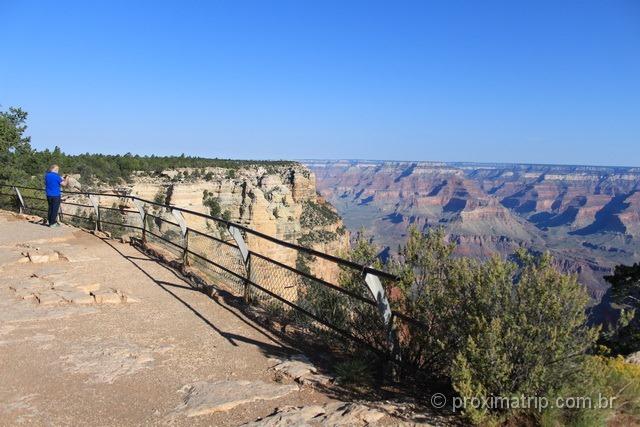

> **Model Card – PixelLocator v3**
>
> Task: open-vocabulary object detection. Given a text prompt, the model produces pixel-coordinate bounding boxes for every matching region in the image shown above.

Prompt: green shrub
[297,231,387,353]
[99,203,127,238]
[451,253,599,424]
[0,107,32,184]
[202,190,222,217]
[300,200,340,228]
[392,227,600,424]
[541,355,640,426]
[154,190,166,205]
[335,358,375,386]
[298,230,338,246]
[600,263,640,355]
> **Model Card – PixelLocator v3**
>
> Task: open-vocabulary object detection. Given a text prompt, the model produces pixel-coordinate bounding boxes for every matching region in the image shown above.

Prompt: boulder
[270,355,333,386]
[65,175,82,191]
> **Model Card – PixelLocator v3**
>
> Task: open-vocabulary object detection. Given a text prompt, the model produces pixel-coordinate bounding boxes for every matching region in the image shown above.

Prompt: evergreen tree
[601,263,640,355]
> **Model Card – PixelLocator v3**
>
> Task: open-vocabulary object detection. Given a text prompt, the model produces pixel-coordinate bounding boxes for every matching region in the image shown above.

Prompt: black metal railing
[0,183,430,378]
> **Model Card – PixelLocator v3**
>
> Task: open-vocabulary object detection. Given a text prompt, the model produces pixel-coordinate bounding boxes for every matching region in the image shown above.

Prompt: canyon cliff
[89,164,348,282]
[305,160,640,302]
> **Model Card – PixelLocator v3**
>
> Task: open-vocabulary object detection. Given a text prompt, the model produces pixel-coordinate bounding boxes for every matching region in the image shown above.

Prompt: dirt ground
[0,211,336,425]
[0,211,447,426]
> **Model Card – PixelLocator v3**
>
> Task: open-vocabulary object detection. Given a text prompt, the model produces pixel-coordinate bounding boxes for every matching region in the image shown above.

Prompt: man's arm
[61,175,69,187]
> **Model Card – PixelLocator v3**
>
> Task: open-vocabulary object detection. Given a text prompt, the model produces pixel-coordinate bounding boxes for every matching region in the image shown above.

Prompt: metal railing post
[13,187,25,214]
[132,199,146,242]
[228,225,251,303]
[183,229,190,266]
[170,209,188,263]
[142,212,147,243]
[89,194,101,231]
[364,271,401,379]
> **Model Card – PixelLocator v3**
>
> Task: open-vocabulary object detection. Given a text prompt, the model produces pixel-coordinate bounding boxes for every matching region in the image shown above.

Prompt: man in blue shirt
[44,165,68,227]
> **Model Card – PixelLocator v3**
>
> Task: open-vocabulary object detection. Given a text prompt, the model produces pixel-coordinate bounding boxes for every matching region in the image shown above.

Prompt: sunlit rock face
[306,160,640,301]
[84,164,349,285]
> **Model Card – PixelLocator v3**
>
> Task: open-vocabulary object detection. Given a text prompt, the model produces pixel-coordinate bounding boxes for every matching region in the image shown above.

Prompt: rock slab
[176,380,298,417]
[270,355,333,386]
[244,402,385,426]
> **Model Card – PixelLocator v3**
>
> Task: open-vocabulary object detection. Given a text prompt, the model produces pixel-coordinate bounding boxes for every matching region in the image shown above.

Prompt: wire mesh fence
[99,200,142,239]
[145,213,185,260]
[187,228,247,295]
[247,250,389,353]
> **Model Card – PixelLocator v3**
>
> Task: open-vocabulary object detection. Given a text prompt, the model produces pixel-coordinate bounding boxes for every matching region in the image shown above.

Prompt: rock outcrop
[67,164,349,288]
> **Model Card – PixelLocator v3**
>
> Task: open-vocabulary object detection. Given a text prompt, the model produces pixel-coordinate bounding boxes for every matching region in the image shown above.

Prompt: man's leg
[50,197,61,225]
[47,197,54,225]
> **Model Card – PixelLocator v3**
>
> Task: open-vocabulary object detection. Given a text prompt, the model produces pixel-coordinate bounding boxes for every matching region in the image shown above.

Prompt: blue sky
[1,1,638,166]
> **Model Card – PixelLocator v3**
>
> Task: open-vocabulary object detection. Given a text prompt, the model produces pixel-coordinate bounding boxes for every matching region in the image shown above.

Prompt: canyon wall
[305,160,640,301]
[87,164,349,283]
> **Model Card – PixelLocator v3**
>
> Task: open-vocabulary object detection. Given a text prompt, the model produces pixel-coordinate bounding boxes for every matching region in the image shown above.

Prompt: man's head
[48,164,60,173]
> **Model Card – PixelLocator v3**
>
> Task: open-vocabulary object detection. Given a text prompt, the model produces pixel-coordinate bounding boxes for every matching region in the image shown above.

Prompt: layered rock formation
[306,160,640,301]
[91,164,349,282]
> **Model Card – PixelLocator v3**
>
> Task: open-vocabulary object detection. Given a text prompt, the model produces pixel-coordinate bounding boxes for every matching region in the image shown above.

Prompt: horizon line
[28,146,640,170]
[298,159,640,170]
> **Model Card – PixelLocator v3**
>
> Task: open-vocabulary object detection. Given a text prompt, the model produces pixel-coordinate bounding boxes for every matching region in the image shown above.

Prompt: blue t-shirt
[45,172,63,197]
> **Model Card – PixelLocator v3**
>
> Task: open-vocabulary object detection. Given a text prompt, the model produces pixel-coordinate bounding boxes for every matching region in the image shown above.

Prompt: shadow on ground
[96,234,456,423]
[100,237,296,359]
